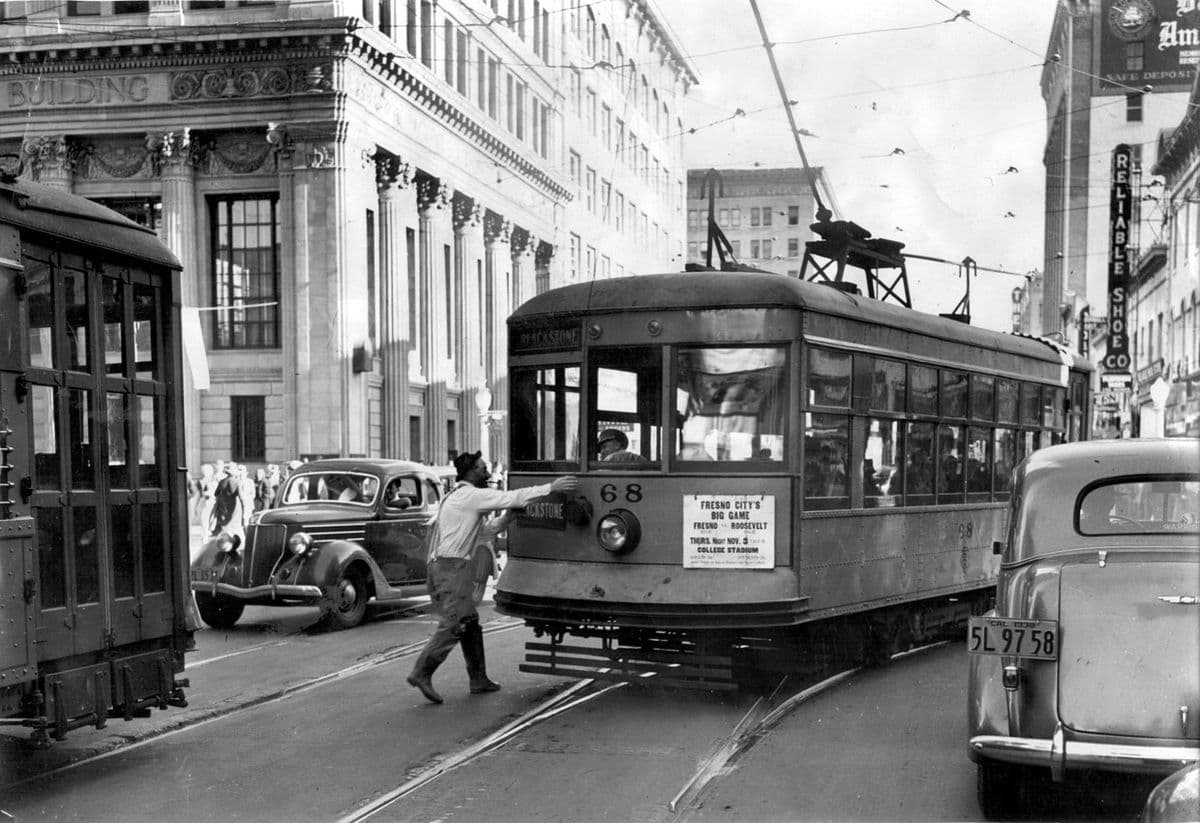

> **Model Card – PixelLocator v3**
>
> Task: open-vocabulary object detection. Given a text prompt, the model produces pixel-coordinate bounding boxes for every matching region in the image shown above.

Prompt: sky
[668,0,1058,332]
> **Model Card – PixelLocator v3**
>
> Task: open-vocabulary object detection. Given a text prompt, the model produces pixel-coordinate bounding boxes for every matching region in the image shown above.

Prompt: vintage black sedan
[190,459,452,630]
[968,439,1199,819]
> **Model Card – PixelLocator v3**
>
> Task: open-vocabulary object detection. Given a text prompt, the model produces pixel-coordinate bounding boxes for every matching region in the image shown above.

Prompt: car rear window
[1077,477,1200,536]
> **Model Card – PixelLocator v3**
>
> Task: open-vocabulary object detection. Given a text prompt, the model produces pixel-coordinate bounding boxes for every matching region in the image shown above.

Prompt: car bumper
[190,581,323,601]
[970,733,1199,778]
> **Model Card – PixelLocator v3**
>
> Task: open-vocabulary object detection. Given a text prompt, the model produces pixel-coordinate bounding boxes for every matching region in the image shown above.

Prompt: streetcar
[0,172,191,744]
[494,269,1092,689]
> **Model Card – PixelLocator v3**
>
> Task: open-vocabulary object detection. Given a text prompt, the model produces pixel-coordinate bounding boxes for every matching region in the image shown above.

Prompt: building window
[366,209,377,347]
[730,209,741,227]
[750,240,760,258]
[1126,93,1143,122]
[762,206,773,227]
[788,205,800,225]
[92,197,162,233]
[409,416,422,462]
[231,396,266,462]
[210,196,280,349]
[447,419,457,463]
[788,238,800,257]
[750,207,761,227]
[570,233,581,279]
[1125,41,1144,71]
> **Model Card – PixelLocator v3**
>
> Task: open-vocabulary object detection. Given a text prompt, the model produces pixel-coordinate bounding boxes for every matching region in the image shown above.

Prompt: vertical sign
[1102,145,1133,390]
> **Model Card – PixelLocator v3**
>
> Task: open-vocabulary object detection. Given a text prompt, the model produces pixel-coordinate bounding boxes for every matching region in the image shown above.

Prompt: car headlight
[596,509,641,554]
[287,532,314,557]
[215,532,241,555]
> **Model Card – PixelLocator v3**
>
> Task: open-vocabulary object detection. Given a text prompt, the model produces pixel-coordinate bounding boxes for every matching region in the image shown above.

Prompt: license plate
[968,616,1059,660]
[190,568,219,583]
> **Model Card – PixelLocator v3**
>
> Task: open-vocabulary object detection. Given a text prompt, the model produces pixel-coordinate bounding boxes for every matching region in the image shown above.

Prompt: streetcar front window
[591,347,660,468]
[511,365,581,467]
[675,347,786,463]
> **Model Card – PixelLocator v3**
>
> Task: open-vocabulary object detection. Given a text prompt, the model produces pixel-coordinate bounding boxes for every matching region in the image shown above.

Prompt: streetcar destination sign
[682,494,775,569]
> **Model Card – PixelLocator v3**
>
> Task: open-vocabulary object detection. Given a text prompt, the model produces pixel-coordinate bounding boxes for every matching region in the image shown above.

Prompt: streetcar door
[0,225,37,676]
[99,273,175,645]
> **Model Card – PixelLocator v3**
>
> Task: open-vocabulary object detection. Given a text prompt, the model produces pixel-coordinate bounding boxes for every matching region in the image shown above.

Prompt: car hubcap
[337,579,357,610]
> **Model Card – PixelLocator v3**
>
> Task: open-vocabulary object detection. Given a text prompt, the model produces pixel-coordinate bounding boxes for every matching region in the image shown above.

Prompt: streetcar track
[2,619,525,793]
[337,677,626,823]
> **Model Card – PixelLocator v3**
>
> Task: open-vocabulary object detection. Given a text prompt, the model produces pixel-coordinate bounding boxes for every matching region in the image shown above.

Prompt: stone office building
[0,0,695,473]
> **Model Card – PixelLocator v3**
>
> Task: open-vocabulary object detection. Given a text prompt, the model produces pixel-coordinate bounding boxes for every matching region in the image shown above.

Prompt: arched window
[600,25,611,65]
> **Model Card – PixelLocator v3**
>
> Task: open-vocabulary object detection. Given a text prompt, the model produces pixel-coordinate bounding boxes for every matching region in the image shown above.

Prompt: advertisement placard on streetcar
[682,494,775,569]
[968,616,1059,660]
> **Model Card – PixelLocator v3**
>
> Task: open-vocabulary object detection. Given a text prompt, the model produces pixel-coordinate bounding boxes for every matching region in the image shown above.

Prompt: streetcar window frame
[672,344,789,469]
[510,361,582,471]
[588,345,661,470]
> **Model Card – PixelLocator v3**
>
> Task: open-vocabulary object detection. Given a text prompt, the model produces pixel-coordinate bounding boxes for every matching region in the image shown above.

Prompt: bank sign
[1099,0,1200,92]
[1103,145,1133,390]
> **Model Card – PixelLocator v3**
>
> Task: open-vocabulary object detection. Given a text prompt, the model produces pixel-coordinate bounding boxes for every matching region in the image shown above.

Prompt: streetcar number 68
[967,616,1059,660]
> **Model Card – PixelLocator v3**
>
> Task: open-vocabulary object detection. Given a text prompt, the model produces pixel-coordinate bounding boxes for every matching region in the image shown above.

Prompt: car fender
[967,639,1009,758]
[191,533,240,571]
[305,539,381,597]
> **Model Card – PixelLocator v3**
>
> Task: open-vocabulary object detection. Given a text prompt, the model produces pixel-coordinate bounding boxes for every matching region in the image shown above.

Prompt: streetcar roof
[0,176,181,270]
[510,271,1091,370]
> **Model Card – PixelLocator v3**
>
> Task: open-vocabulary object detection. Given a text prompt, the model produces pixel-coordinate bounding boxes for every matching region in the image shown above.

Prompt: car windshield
[280,472,380,506]
[1077,477,1200,535]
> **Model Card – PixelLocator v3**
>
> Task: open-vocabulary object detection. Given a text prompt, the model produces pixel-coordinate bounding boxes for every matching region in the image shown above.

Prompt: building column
[285,128,348,459]
[454,194,486,452]
[418,177,452,466]
[376,154,417,458]
[157,130,201,474]
[483,214,512,465]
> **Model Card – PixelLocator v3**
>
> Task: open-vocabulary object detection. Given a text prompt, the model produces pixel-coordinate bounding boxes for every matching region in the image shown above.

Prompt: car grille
[302,521,368,545]
[246,524,288,585]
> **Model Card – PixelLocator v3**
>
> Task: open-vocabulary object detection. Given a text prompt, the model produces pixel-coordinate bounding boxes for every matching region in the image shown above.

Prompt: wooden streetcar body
[494,271,1093,687]
[0,176,191,744]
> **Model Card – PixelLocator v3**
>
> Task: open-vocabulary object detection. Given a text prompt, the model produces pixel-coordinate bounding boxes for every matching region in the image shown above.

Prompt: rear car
[190,459,448,630]
[967,439,1199,819]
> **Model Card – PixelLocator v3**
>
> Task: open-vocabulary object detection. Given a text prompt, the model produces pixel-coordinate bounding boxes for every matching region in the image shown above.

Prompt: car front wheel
[195,592,245,630]
[323,566,369,630]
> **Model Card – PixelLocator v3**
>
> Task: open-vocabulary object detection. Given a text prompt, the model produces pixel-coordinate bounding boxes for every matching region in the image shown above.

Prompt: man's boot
[406,658,443,704]
[461,621,500,694]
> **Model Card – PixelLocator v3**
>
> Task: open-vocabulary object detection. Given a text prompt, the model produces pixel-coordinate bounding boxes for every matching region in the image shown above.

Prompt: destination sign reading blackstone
[682,494,775,569]
[510,321,581,353]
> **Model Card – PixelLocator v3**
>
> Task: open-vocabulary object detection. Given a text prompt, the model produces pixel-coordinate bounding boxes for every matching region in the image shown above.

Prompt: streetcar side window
[806,347,850,408]
[511,365,581,467]
[804,413,848,509]
[590,347,660,468]
[675,347,786,463]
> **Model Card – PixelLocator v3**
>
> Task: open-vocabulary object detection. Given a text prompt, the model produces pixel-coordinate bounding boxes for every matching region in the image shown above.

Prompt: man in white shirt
[407,451,578,704]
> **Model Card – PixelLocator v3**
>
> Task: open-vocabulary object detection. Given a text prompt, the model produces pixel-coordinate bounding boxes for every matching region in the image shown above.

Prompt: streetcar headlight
[596,509,641,554]
[287,532,314,557]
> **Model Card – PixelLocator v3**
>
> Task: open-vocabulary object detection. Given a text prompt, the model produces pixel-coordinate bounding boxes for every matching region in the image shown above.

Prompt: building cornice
[0,17,571,202]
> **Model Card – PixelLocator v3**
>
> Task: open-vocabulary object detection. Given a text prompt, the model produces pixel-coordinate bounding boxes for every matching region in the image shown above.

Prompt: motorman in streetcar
[967,439,1200,820]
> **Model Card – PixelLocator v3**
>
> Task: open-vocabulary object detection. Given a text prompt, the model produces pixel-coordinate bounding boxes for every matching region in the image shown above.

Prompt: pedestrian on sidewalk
[406,451,578,704]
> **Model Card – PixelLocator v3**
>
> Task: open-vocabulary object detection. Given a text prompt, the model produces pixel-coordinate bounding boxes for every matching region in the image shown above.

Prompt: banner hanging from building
[1102,144,1133,390]
[1099,0,1200,93]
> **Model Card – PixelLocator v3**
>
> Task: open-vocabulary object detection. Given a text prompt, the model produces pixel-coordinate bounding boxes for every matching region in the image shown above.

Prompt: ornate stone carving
[452,194,481,231]
[71,137,151,179]
[484,212,510,244]
[201,131,275,174]
[305,142,338,169]
[265,122,293,163]
[147,129,201,176]
[170,64,330,102]
[20,135,71,180]
[536,240,555,266]
[417,178,451,212]
[374,154,413,191]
